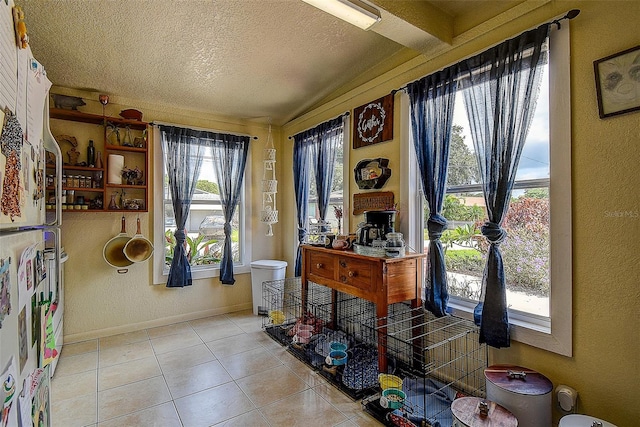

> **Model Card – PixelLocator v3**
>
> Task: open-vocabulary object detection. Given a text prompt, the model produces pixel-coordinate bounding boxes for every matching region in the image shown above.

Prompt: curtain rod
[287,111,350,140]
[395,9,580,93]
[150,120,258,139]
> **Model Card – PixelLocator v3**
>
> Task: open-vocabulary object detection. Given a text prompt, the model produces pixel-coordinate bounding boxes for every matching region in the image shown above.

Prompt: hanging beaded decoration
[260,122,278,236]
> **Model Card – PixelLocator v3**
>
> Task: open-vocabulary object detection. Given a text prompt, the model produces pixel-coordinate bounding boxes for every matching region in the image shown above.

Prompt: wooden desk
[301,245,425,371]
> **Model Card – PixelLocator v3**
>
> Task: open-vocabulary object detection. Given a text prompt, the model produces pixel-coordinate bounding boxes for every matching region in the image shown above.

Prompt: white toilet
[559,414,617,427]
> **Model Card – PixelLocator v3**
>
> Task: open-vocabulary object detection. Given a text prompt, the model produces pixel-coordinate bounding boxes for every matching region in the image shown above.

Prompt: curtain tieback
[481,222,507,245]
[298,227,307,242]
[427,214,448,240]
[224,223,232,235]
[174,229,186,243]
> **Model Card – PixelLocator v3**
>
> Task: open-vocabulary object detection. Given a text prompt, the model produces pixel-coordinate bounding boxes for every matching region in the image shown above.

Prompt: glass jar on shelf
[385,232,405,258]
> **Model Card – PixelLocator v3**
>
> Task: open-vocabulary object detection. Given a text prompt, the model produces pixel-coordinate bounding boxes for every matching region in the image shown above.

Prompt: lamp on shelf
[301,0,381,30]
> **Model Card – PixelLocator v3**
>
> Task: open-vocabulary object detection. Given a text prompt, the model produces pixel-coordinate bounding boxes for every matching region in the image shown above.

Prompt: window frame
[402,23,572,356]
[152,126,252,285]
[292,118,350,248]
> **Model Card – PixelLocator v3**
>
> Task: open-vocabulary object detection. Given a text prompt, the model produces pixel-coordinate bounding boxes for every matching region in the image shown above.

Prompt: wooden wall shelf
[48,106,149,212]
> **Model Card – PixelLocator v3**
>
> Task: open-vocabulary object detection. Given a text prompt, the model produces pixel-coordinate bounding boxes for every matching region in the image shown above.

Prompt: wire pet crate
[316,295,380,398]
[261,278,332,345]
[363,304,487,427]
[261,277,382,399]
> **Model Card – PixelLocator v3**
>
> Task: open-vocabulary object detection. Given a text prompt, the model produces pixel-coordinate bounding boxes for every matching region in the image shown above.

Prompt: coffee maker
[357,210,396,246]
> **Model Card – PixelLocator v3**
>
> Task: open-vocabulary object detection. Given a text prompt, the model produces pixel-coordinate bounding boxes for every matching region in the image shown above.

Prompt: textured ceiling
[20,0,529,125]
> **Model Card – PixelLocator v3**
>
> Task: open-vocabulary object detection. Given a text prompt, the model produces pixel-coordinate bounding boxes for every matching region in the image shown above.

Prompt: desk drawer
[308,251,336,280]
[338,257,375,291]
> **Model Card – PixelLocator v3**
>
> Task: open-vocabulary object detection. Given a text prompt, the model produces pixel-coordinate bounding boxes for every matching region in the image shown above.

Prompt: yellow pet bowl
[268,310,285,325]
[378,373,403,390]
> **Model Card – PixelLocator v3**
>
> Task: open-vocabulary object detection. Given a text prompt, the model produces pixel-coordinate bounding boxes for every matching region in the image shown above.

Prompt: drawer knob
[316,263,323,269]
[348,271,356,278]
[340,275,347,283]
[340,261,347,268]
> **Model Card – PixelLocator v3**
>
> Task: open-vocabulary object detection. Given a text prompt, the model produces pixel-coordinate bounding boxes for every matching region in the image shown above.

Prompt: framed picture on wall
[353,93,394,148]
[594,45,640,118]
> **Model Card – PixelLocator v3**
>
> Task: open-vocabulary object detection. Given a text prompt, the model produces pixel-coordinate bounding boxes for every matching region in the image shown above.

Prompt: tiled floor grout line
[52,312,380,426]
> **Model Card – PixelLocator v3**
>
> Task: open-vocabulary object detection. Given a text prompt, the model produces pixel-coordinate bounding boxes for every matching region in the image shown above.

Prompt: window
[307,135,346,237]
[443,75,550,317]
[405,24,572,355]
[152,129,250,284]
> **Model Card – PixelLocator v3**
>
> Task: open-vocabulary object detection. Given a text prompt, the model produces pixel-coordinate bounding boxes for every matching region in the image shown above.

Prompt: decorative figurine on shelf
[107,123,120,145]
[119,109,143,121]
[12,5,29,49]
[51,94,85,110]
[108,192,119,210]
[122,126,133,147]
[121,166,143,185]
[91,195,103,210]
[133,129,146,148]
[67,146,80,166]
[55,134,80,165]
[333,205,343,236]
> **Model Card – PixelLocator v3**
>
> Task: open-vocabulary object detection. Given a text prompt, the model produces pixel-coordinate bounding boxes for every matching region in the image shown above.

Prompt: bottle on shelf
[87,140,96,167]
[96,151,103,169]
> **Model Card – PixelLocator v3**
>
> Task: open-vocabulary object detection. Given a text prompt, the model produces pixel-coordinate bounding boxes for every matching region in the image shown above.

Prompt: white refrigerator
[1,0,63,425]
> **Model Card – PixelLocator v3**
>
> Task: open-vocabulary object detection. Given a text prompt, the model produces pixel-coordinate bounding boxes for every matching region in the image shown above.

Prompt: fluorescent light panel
[302,0,381,30]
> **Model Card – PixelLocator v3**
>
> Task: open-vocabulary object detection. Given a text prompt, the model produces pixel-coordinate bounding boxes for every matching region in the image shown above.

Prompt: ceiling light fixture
[302,0,381,30]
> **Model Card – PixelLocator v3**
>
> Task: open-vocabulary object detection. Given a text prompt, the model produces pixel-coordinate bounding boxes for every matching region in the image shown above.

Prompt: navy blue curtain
[293,136,311,277]
[292,116,345,276]
[208,134,250,285]
[407,67,458,317]
[310,117,344,226]
[159,125,205,288]
[459,24,550,347]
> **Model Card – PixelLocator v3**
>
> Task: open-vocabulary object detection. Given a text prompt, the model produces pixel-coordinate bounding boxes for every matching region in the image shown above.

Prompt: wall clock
[353,93,394,149]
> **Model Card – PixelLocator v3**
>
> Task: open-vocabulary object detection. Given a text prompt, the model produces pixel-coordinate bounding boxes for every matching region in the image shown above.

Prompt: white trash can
[250,260,287,315]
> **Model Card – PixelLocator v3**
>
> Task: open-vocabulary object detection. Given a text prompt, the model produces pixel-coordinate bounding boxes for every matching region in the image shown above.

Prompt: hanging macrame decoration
[260,123,278,236]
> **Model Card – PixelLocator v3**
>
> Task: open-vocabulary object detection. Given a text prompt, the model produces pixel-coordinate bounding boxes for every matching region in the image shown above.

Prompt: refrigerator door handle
[43,101,63,227]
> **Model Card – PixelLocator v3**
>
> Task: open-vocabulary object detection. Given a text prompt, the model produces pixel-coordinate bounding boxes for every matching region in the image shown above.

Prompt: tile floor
[51,310,383,427]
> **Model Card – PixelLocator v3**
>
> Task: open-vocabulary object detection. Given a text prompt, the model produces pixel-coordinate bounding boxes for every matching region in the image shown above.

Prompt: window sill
[446,297,569,355]
[155,263,251,284]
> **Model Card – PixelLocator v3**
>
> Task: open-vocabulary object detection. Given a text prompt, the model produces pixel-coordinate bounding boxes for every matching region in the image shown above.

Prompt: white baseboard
[64,302,253,344]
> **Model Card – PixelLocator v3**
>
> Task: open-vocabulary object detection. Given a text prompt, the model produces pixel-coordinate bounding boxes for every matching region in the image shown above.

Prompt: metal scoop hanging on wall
[103,215,133,274]
[123,217,154,263]
[260,122,278,236]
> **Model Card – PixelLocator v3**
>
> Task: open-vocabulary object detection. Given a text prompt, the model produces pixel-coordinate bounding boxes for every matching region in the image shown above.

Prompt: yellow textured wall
[281,1,640,425]
[54,94,284,342]
[494,2,640,425]
[52,1,639,424]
